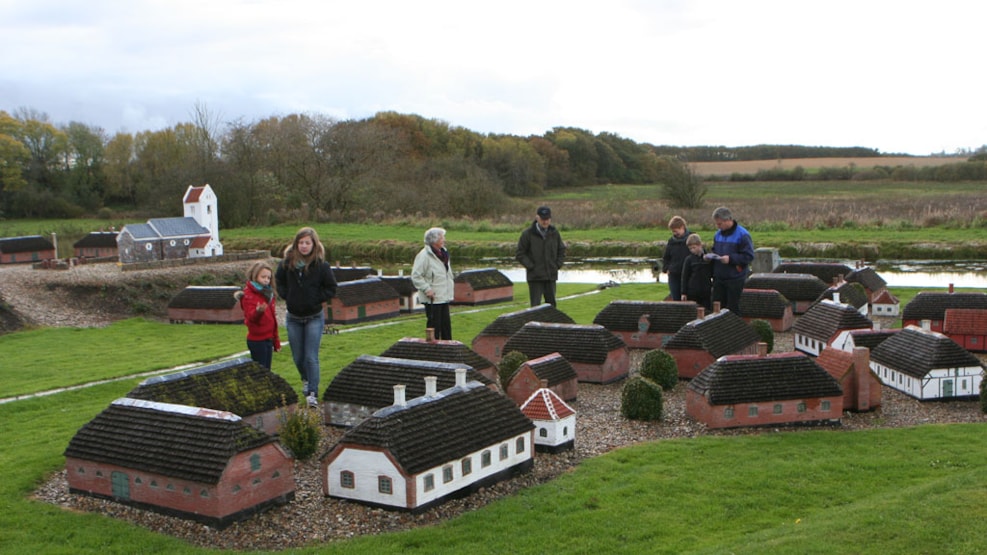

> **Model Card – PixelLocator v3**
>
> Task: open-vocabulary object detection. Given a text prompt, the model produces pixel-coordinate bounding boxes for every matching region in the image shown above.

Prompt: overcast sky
[2,0,984,155]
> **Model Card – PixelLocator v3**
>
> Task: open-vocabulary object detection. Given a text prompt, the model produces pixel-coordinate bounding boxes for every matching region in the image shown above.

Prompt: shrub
[639,349,678,390]
[279,405,322,461]
[621,376,663,421]
[498,351,528,389]
[750,320,774,353]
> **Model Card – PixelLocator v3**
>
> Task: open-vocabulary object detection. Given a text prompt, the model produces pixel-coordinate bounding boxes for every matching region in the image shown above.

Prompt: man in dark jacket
[516,206,566,306]
[709,206,754,315]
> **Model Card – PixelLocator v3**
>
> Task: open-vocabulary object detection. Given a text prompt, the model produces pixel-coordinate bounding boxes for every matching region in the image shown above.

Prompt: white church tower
[183,184,224,256]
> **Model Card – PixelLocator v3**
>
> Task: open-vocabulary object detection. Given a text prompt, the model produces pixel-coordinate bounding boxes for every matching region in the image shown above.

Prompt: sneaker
[306,393,318,408]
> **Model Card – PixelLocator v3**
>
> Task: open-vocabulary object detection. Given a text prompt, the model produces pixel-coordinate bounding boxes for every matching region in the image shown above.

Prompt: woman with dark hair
[275,227,337,407]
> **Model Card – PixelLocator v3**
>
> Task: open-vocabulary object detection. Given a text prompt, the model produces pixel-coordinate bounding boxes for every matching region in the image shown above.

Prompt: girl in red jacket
[235,261,281,369]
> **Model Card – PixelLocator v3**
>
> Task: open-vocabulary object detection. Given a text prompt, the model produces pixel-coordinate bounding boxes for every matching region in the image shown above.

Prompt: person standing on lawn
[516,205,566,307]
[709,206,754,316]
[661,215,691,301]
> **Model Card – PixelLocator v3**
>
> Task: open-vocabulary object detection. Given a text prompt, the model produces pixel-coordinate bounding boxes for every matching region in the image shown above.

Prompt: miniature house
[167,286,243,323]
[125,358,298,436]
[322,355,498,427]
[901,285,987,333]
[117,184,222,264]
[773,261,854,285]
[520,387,576,453]
[870,289,900,317]
[664,309,761,379]
[64,398,295,529]
[0,235,56,264]
[330,266,376,283]
[686,348,844,429]
[453,268,514,305]
[501,322,630,384]
[815,346,881,412]
[182,185,223,257]
[321,371,534,512]
[592,300,698,349]
[745,273,829,314]
[845,264,889,300]
[73,231,119,259]
[327,276,401,324]
[792,299,873,357]
[832,328,900,353]
[379,275,422,313]
[505,352,579,405]
[471,304,575,363]
[379,337,500,384]
[943,308,987,352]
[738,289,794,331]
[870,325,985,400]
[812,282,869,316]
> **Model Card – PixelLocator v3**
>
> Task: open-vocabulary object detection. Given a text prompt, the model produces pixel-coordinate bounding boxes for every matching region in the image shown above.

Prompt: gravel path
[8,262,987,551]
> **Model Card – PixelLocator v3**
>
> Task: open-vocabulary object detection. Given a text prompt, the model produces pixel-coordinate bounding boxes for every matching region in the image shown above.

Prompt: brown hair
[686,233,703,246]
[246,260,274,282]
[668,215,687,230]
[282,227,326,269]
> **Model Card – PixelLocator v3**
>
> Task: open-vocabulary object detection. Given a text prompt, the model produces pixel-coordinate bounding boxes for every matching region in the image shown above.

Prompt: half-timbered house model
[167,285,243,324]
[663,309,761,379]
[505,352,579,405]
[126,358,298,435]
[0,235,56,264]
[73,231,119,260]
[501,322,630,384]
[745,273,829,314]
[943,308,987,352]
[117,185,223,263]
[520,387,577,453]
[686,347,844,429]
[322,355,498,427]
[64,398,295,529]
[901,285,987,333]
[792,299,873,357]
[869,325,985,400]
[591,300,698,349]
[772,261,854,285]
[453,268,514,305]
[379,275,422,313]
[321,370,534,512]
[379,337,500,384]
[327,276,401,324]
[811,282,870,316]
[832,328,900,353]
[738,289,794,331]
[471,303,575,363]
[815,346,882,412]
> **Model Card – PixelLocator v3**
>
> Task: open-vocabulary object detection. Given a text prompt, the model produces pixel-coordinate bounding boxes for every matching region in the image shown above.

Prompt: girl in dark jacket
[235,261,281,369]
[661,216,691,300]
[275,227,337,408]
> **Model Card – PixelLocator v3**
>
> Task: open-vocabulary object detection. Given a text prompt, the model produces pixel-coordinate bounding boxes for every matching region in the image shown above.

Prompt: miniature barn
[0,235,56,264]
[591,300,698,349]
[453,268,514,305]
[901,286,987,333]
[379,337,500,384]
[505,352,579,404]
[471,303,575,363]
[321,370,534,512]
[792,299,873,357]
[520,387,577,453]
[663,309,761,379]
[501,322,630,384]
[869,325,984,400]
[745,273,829,314]
[73,231,119,259]
[167,286,243,324]
[64,398,295,529]
[327,276,401,324]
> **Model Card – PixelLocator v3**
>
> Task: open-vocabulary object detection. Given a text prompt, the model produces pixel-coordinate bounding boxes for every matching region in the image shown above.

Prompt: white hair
[424,227,446,246]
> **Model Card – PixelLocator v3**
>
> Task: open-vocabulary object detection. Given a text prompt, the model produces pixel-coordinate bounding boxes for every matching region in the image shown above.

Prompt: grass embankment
[3,283,985,554]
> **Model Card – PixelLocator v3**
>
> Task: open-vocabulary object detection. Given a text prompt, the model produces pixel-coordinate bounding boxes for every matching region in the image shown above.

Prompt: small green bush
[621,376,663,421]
[498,351,528,389]
[279,405,322,460]
[750,319,774,353]
[639,349,678,390]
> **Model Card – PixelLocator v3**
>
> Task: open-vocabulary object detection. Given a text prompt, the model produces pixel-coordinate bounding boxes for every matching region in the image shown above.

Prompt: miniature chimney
[757,342,768,357]
[920,319,931,331]
[398,269,404,277]
[424,376,437,396]
[539,379,549,388]
[377,269,383,276]
[949,283,955,294]
[681,294,689,302]
[833,292,841,304]
[696,307,706,319]
[393,384,407,407]
[455,367,467,388]
[713,301,721,313]
[852,346,872,411]
[426,328,436,342]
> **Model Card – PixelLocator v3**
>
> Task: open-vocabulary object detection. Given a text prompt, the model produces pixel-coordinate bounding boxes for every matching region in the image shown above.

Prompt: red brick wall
[669,349,715,379]
[571,349,629,384]
[454,284,514,305]
[472,335,507,363]
[686,390,844,429]
[167,307,243,323]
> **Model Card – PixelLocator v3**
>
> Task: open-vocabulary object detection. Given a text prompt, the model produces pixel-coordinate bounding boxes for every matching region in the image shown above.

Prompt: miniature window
[95,470,103,477]
[748,406,758,417]
[821,400,831,411]
[150,480,158,488]
[563,426,569,437]
[379,476,392,494]
[481,450,492,467]
[773,404,783,415]
[424,474,435,492]
[724,407,734,418]
[166,483,175,491]
[250,453,262,472]
[183,486,192,495]
[516,437,525,453]
[145,243,152,251]
[169,240,176,247]
[272,470,281,479]
[443,466,454,483]
[341,471,355,489]
[252,478,262,486]
[77,467,85,474]
[232,484,241,493]
[200,489,210,498]
[461,457,472,476]
[134,476,142,484]
[539,427,548,437]
[183,238,190,246]
[797,402,807,413]
[499,444,509,461]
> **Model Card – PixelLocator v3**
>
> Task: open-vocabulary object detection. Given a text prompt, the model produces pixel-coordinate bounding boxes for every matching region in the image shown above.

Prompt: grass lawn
[1,283,985,554]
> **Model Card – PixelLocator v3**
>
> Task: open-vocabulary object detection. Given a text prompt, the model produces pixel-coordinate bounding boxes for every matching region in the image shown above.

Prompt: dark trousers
[667,272,683,301]
[713,276,745,316]
[528,280,557,307]
[247,338,274,369]
[425,303,452,340]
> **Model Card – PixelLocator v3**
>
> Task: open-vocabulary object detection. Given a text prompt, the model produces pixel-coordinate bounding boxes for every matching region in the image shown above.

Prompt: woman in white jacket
[411,227,455,340]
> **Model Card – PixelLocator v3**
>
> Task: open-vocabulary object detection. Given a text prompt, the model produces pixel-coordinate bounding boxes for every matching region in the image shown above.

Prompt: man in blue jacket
[708,206,754,315]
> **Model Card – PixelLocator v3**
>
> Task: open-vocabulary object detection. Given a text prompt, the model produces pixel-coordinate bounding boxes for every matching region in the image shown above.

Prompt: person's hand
[256,303,267,313]
[719,254,730,264]
[426,290,436,300]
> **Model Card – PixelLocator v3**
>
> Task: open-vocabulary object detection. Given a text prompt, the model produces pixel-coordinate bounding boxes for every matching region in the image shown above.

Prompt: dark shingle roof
[127,358,298,415]
[168,286,241,310]
[379,276,417,296]
[688,352,843,404]
[845,328,900,350]
[792,300,872,341]
[330,267,377,283]
[746,273,829,302]
[73,232,119,249]
[739,289,791,319]
[148,217,210,238]
[592,300,697,334]
[334,277,400,306]
[64,398,275,483]
[943,308,987,335]
[902,291,987,321]
[502,322,626,364]
[870,326,984,378]
[324,355,495,406]
[812,282,869,310]
[845,267,887,292]
[516,353,578,387]
[331,382,533,475]
[0,235,55,253]
[454,268,513,289]
[663,310,760,358]
[122,223,158,240]
[773,262,854,284]
[474,304,575,338]
[380,338,496,375]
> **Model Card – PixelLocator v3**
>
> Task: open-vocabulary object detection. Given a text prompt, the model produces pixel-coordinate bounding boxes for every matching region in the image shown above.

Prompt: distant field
[692,156,957,176]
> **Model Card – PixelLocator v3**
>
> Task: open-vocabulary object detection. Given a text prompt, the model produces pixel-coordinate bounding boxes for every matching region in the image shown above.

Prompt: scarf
[250,281,274,301]
[431,246,449,269]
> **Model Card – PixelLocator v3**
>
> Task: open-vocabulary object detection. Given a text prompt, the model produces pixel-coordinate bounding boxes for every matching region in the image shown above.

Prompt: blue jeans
[247,338,274,369]
[286,311,325,397]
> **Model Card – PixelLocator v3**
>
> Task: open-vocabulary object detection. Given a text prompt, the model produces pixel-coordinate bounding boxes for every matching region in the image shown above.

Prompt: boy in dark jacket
[681,233,712,311]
